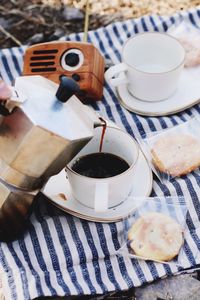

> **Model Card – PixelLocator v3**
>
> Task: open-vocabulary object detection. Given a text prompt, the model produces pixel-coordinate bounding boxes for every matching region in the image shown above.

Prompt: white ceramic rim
[66,126,139,181]
[122,32,186,75]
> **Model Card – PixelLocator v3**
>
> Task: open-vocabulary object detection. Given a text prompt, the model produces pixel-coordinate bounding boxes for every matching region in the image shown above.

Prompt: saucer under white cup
[116,66,200,116]
[43,147,152,222]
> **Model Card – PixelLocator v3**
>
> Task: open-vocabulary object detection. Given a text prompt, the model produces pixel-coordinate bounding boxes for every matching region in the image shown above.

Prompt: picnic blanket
[1,7,200,300]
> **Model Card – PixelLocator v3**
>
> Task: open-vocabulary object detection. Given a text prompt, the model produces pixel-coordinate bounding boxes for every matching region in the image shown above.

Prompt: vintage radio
[23,41,105,101]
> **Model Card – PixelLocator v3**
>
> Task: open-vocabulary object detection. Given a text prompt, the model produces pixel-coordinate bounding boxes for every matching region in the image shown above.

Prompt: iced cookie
[151,134,200,176]
[128,212,183,262]
[178,37,200,67]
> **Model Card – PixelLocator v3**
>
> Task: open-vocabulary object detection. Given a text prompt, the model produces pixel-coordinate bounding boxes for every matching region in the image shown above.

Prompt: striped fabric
[1,7,200,300]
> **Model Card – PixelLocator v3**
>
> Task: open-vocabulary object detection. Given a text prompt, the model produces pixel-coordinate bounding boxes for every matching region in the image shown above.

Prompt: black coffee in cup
[71,152,130,178]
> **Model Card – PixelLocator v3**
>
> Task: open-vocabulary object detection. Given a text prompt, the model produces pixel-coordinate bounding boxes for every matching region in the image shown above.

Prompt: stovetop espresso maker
[0,75,102,241]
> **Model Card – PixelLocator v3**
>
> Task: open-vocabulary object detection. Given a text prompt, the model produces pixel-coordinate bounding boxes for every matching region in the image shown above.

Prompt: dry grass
[41,0,200,18]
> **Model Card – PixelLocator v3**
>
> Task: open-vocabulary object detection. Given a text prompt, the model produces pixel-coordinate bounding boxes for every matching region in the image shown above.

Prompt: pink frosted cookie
[151,134,200,176]
[178,37,200,67]
[128,212,183,262]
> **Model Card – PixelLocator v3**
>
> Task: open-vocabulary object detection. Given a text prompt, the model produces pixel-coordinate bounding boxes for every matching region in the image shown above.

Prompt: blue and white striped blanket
[1,7,200,300]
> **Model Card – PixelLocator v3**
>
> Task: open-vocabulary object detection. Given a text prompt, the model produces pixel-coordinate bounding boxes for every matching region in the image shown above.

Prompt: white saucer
[117,67,200,116]
[42,149,153,223]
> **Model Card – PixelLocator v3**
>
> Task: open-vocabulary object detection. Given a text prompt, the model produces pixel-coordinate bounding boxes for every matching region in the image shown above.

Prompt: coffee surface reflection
[71,152,129,178]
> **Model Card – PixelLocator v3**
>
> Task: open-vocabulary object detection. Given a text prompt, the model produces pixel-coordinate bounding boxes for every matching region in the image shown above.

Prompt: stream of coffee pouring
[83,0,108,152]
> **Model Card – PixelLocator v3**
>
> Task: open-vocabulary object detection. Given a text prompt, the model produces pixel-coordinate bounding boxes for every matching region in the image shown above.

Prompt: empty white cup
[105,32,185,102]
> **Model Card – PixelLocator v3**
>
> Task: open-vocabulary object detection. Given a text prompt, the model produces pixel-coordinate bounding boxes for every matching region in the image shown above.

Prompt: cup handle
[104,62,129,87]
[94,182,109,212]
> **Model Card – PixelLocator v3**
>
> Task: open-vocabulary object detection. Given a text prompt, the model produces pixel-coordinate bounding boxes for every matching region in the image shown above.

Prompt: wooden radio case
[23,41,105,101]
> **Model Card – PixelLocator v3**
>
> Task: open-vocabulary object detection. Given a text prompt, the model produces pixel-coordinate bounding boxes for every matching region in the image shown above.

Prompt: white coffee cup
[105,32,185,102]
[66,126,139,212]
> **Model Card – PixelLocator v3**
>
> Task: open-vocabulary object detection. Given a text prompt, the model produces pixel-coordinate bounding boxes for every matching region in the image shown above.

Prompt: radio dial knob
[65,53,80,67]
